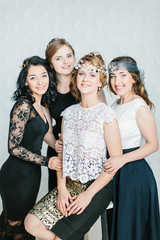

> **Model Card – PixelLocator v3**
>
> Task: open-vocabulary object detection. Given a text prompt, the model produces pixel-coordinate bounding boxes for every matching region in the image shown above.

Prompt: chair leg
[101,211,109,240]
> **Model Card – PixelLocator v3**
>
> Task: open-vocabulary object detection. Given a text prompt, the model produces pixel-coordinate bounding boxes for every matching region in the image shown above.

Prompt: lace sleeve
[8,100,49,166]
[104,106,117,123]
[60,105,74,120]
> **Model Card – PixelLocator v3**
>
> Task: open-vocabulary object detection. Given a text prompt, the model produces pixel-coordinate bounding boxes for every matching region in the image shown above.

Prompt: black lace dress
[0,98,50,239]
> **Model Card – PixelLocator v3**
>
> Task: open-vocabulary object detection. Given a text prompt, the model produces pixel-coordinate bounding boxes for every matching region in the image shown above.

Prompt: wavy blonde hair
[70,52,107,101]
[108,56,154,109]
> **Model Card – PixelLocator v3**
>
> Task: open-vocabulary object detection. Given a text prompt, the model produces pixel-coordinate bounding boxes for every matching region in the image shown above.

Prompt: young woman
[104,56,160,240]
[0,56,62,240]
[45,38,77,191]
[45,38,107,192]
[24,52,122,240]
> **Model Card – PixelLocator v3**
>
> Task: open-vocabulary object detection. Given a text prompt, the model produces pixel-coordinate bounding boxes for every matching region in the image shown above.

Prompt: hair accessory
[20,60,29,69]
[46,38,68,49]
[139,69,145,84]
[74,59,106,75]
[108,60,139,74]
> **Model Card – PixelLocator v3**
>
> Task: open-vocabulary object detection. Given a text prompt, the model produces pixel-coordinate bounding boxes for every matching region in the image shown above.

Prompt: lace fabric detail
[8,99,49,166]
[61,103,116,183]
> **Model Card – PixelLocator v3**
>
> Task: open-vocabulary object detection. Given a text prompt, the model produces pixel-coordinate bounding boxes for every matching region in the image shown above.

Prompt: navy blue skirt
[111,147,160,240]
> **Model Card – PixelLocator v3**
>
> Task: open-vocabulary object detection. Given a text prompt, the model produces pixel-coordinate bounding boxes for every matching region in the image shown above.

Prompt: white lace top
[61,103,116,183]
[112,98,149,149]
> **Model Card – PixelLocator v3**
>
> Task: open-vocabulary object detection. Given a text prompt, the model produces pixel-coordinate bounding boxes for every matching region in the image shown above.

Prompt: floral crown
[74,58,106,75]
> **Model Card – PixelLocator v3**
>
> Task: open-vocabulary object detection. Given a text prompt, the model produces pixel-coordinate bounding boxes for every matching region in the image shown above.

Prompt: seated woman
[24,52,122,240]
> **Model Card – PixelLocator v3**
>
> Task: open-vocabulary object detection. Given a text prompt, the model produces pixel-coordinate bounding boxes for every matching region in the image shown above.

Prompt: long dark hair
[13,56,57,104]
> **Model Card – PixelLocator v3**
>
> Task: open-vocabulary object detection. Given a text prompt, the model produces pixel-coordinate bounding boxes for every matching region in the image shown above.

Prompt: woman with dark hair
[104,56,160,240]
[24,52,122,240]
[0,56,62,240]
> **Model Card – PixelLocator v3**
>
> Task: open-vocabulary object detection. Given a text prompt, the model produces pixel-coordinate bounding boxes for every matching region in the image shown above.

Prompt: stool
[101,201,113,240]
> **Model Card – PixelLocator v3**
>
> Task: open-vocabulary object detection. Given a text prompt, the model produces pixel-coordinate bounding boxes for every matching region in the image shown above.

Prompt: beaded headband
[74,59,106,75]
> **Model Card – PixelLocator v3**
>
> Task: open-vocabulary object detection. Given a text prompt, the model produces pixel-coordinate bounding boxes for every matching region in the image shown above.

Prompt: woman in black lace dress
[0,56,62,240]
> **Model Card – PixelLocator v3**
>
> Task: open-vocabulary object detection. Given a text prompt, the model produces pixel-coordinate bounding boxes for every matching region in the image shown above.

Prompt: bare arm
[43,106,56,149]
[43,107,63,153]
[56,118,72,216]
[104,106,159,173]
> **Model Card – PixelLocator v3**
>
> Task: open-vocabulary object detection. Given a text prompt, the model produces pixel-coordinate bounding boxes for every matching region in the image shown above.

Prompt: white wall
[0,0,160,238]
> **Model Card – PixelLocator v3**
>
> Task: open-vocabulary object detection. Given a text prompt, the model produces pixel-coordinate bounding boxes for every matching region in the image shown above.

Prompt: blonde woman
[24,52,122,240]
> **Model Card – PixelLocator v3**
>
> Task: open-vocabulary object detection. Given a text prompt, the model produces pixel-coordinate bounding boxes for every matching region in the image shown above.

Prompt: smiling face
[26,65,49,99]
[110,69,135,98]
[76,62,102,96]
[50,45,75,75]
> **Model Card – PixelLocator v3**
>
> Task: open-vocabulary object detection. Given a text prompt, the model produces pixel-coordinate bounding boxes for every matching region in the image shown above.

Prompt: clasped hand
[103,155,125,174]
[48,156,62,171]
[57,189,92,217]
[55,133,63,153]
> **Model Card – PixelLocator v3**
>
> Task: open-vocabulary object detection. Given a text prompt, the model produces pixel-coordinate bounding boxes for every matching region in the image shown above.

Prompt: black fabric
[0,211,35,240]
[106,208,113,239]
[111,147,160,240]
[48,92,77,191]
[51,180,113,240]
[0,98,49,238]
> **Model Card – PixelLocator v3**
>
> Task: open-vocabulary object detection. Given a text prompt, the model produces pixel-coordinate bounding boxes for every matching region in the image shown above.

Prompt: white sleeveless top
[61,103,116,183]
[112,98,149,149]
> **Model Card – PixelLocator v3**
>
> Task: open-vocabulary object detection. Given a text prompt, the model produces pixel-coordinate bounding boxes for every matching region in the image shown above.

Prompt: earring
[98,87,101,91]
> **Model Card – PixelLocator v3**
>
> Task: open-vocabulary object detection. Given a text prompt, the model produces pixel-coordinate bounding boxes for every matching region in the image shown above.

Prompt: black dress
[47,91,77,191]
[0,98,49,238]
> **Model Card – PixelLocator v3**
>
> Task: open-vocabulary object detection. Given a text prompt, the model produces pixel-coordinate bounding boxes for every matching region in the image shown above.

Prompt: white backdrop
[0,0,160,239]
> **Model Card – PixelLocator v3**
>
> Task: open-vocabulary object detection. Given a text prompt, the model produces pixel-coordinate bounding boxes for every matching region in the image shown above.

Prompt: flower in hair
[74,61,106,75]
[20,60,29,69]
[108,62,117,73]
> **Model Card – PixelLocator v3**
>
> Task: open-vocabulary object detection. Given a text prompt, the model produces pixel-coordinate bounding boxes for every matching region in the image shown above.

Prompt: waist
[123,147,140,154]
[66,176,94,187]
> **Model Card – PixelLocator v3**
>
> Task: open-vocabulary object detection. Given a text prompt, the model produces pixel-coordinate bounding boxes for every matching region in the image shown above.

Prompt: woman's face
[110,69,135,97]
[50,45,75,76]
[76,62,102,96]
[26,65,49,98]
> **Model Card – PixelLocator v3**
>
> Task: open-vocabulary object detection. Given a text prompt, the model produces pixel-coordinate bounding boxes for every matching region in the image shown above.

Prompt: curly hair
[13,56,57,105]
[70,52,107,101]
[108,56,154,109]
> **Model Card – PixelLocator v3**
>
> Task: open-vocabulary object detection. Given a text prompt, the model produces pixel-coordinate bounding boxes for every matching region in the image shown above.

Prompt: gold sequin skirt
[29,178,87,230]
